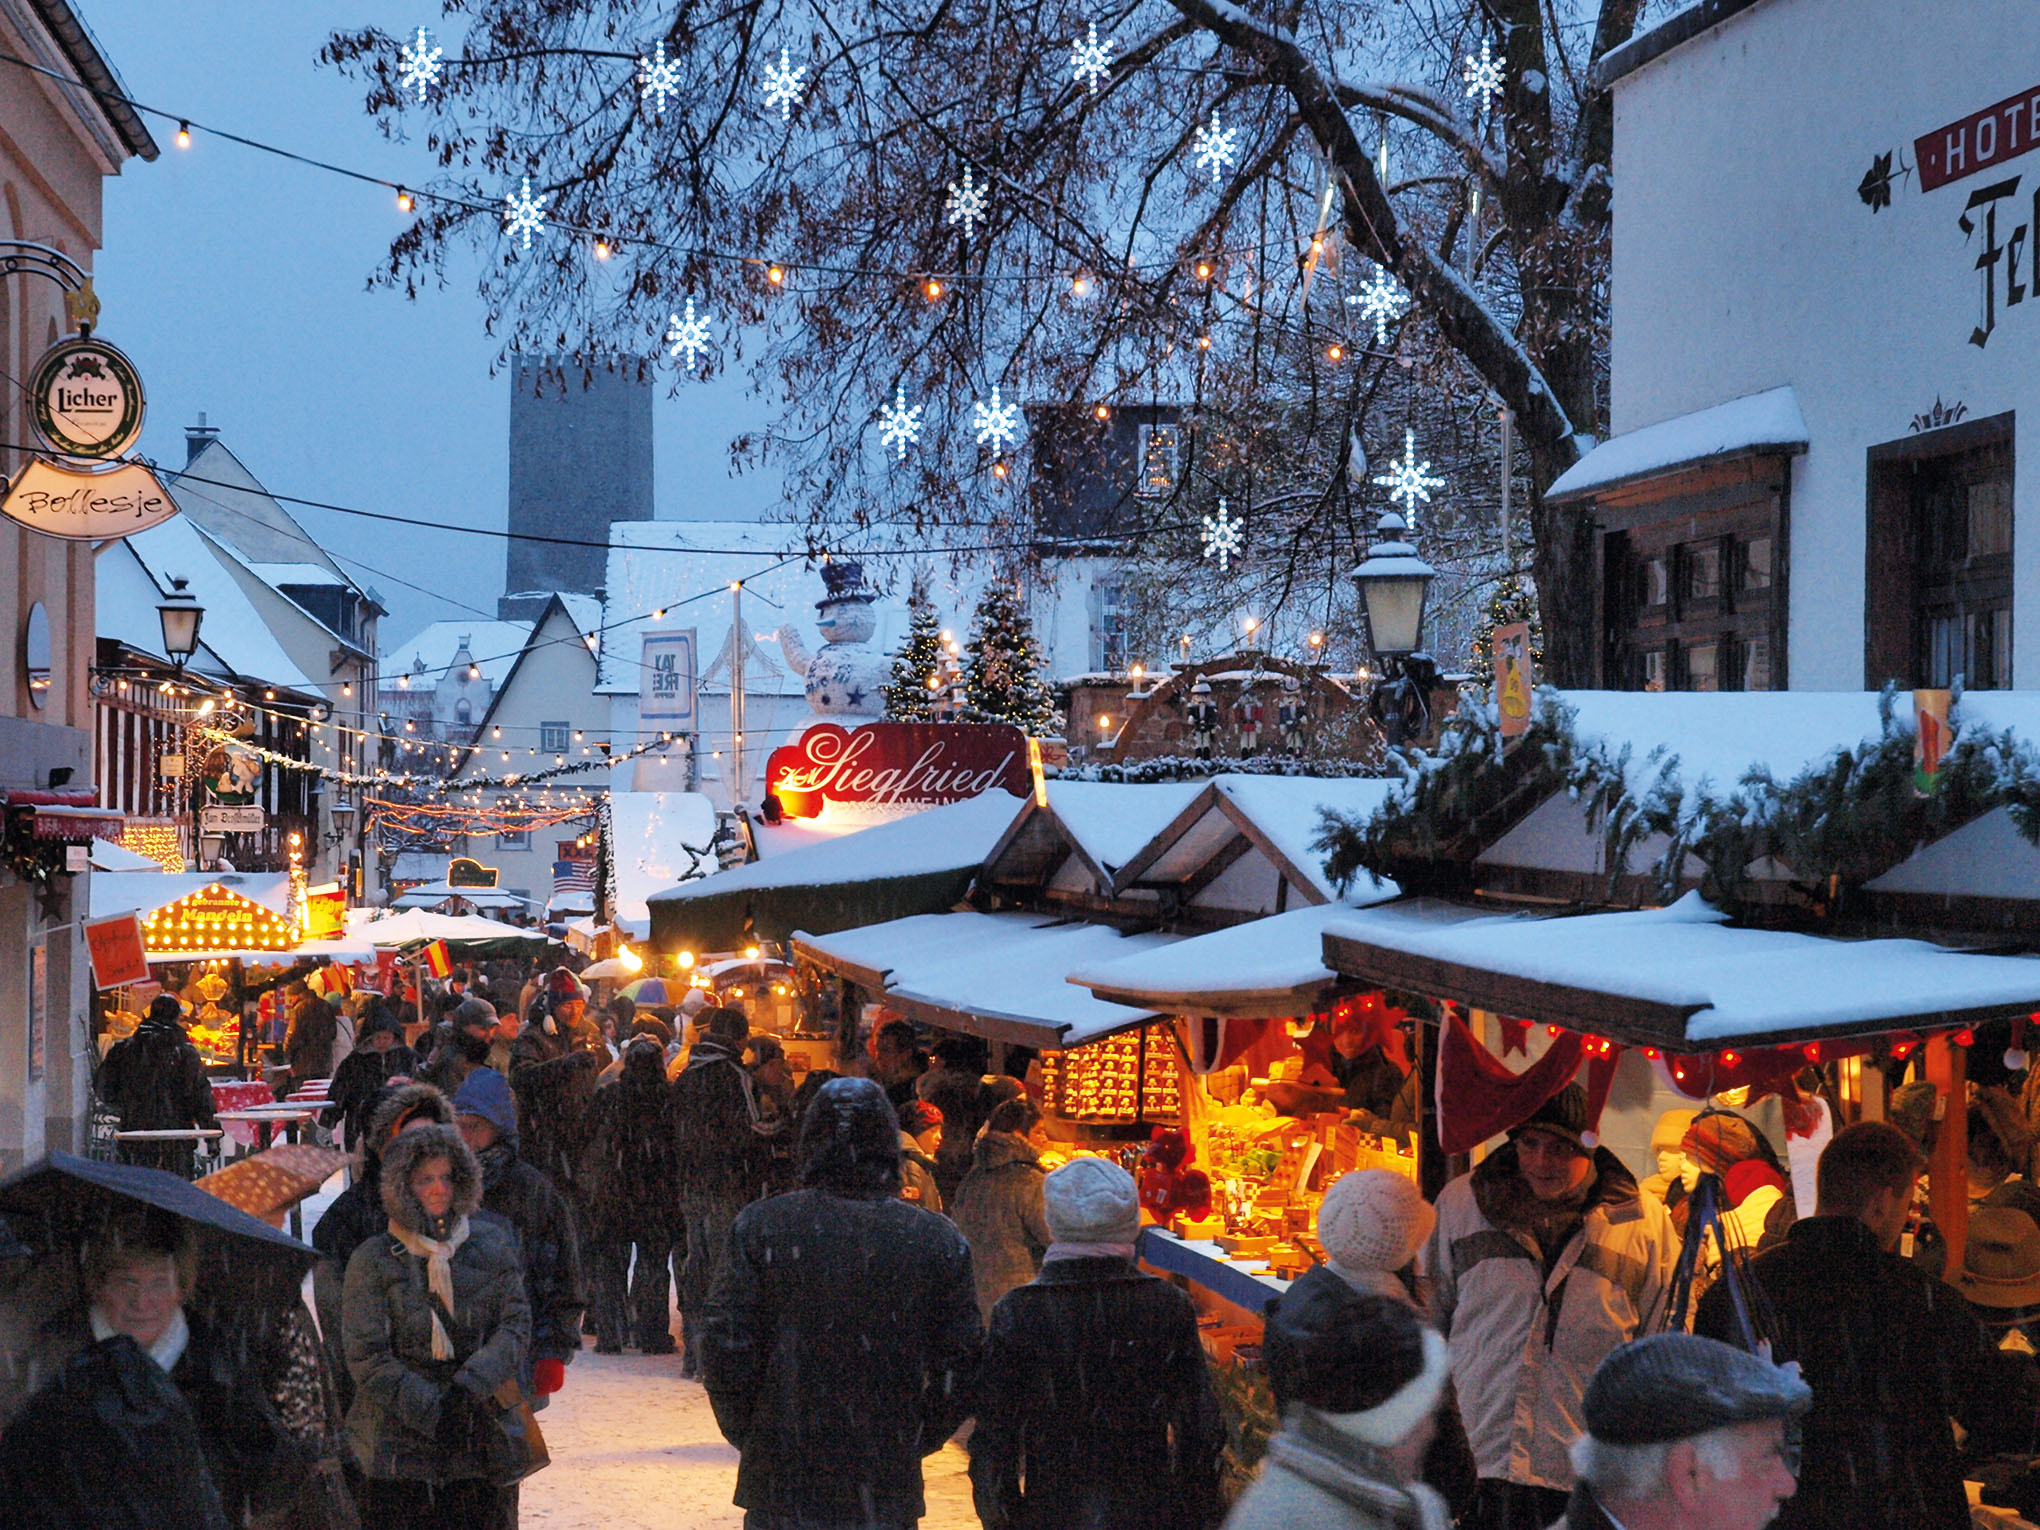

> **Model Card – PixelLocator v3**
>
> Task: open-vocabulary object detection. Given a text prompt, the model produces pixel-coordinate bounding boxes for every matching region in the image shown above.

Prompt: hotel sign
[1917,83,2040,193]
[766,722,1030,818]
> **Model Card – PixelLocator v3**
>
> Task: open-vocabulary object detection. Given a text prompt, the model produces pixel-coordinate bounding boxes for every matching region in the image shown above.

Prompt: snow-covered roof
[379,620,534,688]
[90,872,292,920]
[609,790,721,937]
[98,518,318,692]
[357,909,551,946]
[1043,779,1211,876]
[558,593,604,647]
[390,884,532,910]
[90,839,169,873]
[1547,386,1806,502]
[1067,903,1395,1017]
[1320,893,2040,1049]
[1207,775,1398,902]
[247,563,348,588]
[794,910,1179,1048]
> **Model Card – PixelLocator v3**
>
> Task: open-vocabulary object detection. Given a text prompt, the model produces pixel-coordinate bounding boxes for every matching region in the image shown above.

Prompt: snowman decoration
[776,561,891,722]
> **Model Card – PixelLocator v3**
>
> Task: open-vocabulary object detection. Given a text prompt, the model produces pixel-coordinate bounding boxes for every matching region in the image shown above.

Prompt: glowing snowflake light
[1071,23,1115,93]
[639,40,683,116]
[1192,110,1241,179]
[665,297,713,371]
[1463,38,1505,114]
[1374,429,1447,525]
[502,176,548,251]
[973,385,1022,452]
[946,166,989,238]
[1202,498,1245,571]
[398,27,442,104]
[762,47,806,121]
[1348,265,1409,345]
[878,386,923,460]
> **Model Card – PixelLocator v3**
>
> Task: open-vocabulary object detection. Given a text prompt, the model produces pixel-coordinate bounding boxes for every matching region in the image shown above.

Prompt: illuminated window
[1135,423,1179,498]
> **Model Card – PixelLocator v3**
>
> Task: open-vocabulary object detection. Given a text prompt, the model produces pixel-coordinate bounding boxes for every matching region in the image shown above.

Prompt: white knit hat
[1044,1157,1141,1245]
[1317,1170,1435,1277]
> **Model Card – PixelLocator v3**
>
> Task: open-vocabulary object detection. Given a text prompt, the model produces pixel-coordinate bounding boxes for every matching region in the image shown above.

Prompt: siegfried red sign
[766,722,1031,818]
[1916,83,2040,192]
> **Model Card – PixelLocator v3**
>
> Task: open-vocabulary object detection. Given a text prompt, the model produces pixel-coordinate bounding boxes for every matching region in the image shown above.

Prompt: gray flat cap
[1583,1333,1812,1446]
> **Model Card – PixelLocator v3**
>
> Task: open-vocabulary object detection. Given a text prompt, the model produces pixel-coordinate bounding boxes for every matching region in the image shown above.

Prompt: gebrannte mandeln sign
[1,457,176,540]
[766,721,1031,818]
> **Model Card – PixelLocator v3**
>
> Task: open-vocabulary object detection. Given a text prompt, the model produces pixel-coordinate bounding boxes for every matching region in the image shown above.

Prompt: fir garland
[1052,755,1380,784]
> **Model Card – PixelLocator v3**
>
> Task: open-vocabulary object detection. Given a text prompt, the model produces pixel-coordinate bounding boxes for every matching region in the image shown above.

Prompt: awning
[391,883,531,911]
[360,908,553,953]
[652,792,1021,953]
[794,910,1177,1049]
[1319,893,2040,1051]
[3,788,124,844]
[1546,386,1806,503]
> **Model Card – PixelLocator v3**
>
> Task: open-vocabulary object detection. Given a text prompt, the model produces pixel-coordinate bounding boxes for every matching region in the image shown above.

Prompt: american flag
[553,859,596,899]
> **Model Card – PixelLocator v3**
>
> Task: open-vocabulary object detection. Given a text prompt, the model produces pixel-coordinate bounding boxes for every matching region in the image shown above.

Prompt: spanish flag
[422,940,452,979]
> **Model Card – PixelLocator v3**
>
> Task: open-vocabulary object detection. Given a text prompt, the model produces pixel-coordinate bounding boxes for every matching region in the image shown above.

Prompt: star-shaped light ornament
[1348,265,1410,345]
[502,176,548,251]
[946,166,989,238]
[398,27,443,104]
[973,385,1022,452]
[1202,498,1245,571]
[878,386,924,460]
[1192,110,1241,179]
[762,47,806,121]
[665,297,713,372]
[1071,23,1115,93]
[1374,429,1447,526]
[1463,38,1505,115]
[640,40,683,116]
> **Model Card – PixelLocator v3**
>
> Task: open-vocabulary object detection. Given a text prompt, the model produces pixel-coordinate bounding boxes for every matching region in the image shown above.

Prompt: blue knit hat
[452,1066,518,1140]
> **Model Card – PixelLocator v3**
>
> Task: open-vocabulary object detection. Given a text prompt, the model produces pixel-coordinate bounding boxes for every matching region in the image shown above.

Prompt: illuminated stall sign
[765,721,1031,819]
[141,884,296,955]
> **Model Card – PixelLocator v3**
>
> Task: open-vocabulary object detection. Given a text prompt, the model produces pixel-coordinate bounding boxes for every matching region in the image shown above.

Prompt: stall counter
[1138,1226,1292,1313]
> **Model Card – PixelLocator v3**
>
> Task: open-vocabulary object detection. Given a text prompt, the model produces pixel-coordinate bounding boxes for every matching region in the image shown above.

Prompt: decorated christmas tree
[1468,573,1544,679]
[963,582,1055,732]
[883,600,946,721]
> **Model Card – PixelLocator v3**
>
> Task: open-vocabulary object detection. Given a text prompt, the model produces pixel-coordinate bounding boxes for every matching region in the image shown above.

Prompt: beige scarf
[388,1214,471,1359]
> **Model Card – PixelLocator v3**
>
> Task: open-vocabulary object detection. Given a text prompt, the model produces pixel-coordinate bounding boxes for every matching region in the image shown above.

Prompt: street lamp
[157,578,204,671]
[329,799,357,840]
[198,832,225,866]
[1350,506,1439,747]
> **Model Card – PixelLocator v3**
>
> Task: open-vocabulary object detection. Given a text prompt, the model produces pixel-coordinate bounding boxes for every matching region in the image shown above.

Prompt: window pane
[1136,424,1178,498]
[1641,649,1667,692]
[1640,557,1669,608]
[1741,635,1773,691]
[1740,537,1773,591]
[1970,480,2014,557]
[1927,614,1962,687]
[1684,542,1722,602]
[1684,642,1719,692]
[540,721,570,752]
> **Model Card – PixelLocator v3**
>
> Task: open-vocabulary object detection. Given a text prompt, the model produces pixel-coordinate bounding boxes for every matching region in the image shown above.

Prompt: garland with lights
[1051,754,1380,784]
[193,726,676,795]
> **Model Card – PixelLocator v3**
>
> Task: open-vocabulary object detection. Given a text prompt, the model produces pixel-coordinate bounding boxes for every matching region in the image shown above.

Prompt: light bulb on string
[176,121,191,148]
[396,187,414,212]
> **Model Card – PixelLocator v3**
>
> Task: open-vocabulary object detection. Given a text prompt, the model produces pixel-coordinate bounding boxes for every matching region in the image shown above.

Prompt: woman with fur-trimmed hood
[341,1120,531,1525]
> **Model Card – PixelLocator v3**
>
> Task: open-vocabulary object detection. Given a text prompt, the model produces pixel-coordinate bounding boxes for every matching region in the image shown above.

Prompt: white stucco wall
[1608,0,2040,688]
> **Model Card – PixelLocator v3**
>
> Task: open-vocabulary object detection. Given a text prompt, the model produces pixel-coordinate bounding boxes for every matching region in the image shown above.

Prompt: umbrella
[579,956,639,982]
[196,1145,351,1228]
[620,976,672,1004]
[0,1151,316,1313]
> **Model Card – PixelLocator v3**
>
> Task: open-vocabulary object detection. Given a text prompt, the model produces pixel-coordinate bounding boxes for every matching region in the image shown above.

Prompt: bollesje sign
[765,722,1031,819]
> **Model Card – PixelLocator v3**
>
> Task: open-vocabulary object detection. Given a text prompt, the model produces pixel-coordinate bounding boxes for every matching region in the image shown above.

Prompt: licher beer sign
[766,722,1031,818]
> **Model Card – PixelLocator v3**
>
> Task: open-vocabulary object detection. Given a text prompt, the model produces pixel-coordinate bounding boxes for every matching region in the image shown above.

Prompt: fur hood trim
[367,1081,454,1152]
[379,1121,483,1231]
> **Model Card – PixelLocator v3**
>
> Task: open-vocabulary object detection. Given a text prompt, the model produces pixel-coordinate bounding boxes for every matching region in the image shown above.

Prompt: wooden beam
[1177,832,1257,903]
[1925,1034,1967,1280]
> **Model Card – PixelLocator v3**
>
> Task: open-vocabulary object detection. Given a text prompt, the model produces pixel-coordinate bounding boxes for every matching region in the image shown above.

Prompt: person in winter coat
[748,1034,800,1198]
[320,1000,420,1152]
[1557,1332,1809,1530]
[672,1005,762,1376]
[312,1081,455,1412]
[585,1037,681,1354]
[1423,1084,1675,1530]
[972,1159,1222,1530]
[97,995,219,1175]
[341,1120,532,1527]
[951,1097,1054,1323]
[1224,1275,1455,1530]
[917,1037,995,1205]
[508,983,605,1195]
[284,992,340,1097]
[700,1076,982,1529]
[1694,1120,2040,1530]
[452,1067,585,1408]
[898,1098,945,1213]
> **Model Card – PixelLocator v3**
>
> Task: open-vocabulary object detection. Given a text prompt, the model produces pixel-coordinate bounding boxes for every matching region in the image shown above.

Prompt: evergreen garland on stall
[1467,574,1543,678]
[882,601,946,722]
[962,582,1056,732]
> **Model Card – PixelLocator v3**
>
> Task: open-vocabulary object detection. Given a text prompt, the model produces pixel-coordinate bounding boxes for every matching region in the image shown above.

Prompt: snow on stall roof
[90,839,168,873]
[1547,386,1805,502]
[653,793,1024,904]
[1044,779,1209,874]
[797,910,1178,1047]
[610,791,721,938]
[90,871,292,919]
[1559,689,1893,799]
[1067,903,1371,1010]
[380,620,534,688]
[1322,893,2040,1044]
[1213,775,1399,901]
[360,909,551,945]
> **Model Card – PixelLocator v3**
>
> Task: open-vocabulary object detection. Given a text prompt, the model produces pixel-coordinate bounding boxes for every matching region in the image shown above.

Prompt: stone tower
[499,355,653,618]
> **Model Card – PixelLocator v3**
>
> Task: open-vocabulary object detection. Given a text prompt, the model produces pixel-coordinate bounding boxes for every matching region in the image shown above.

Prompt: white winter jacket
[1423,1144,1675,1490]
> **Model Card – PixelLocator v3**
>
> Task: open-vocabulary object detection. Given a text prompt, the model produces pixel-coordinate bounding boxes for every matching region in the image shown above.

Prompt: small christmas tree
[963,581,1055,732]
[1468,573,1543,679]
[883,600,946,721]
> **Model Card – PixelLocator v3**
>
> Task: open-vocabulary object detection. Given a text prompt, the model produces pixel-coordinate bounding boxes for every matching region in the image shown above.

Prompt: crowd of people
[26,959,2040,1530]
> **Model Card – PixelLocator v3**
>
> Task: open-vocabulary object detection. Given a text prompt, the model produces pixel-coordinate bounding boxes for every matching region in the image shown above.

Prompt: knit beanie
[1509,1082,1590,1151]
[451,1066,518,1141]
[897,1099,944,1138]
[1044,1157,1142,1246]
[1317,1170,1436,1278]
[1888,1081,1939,1149]
[1266,1267,1450,1443]
[1680,1112,1763,1178]
[679,988,712,1020]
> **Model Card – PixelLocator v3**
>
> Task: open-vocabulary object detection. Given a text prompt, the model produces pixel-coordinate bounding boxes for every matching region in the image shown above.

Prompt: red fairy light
[1548,1025,1562,1037]
[1803,1042,1822,1063]
[1955,1028,1976,1047]
[1721,1050,1741,1068]
[1642,1047,1660,1060]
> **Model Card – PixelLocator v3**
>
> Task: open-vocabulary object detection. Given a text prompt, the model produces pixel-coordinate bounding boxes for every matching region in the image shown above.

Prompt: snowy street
[523,1342,979,1530]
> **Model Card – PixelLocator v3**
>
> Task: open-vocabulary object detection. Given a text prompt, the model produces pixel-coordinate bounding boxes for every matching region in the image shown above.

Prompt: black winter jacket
[701,1186,984,1524]
[671,1039,760,1202]
[508,1022,602,1190]
[320,1043,420,1150]
[476,1139,587,1371]
[97,1017,217,1133]
[971,1255,1223,1530]
[1695,1214,2040,1530]
[585,1052,681,1239]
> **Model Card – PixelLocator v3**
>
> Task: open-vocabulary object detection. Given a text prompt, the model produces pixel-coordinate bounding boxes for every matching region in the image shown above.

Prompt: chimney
[185,411,220,466]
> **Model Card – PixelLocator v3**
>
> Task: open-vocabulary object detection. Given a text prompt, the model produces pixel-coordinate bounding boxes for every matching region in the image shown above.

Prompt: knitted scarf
[388,1214,471,1359]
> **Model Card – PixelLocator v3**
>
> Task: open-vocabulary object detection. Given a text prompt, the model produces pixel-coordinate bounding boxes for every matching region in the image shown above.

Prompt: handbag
[425,1291,551,1485]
